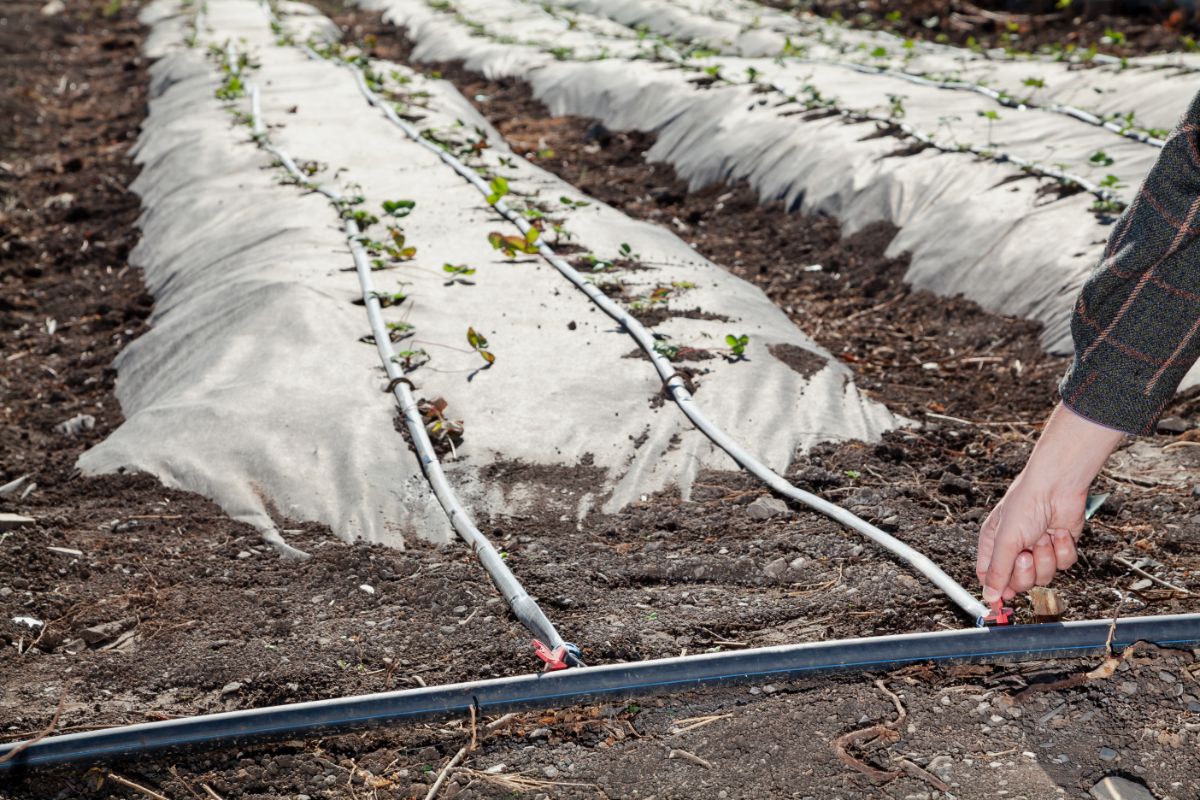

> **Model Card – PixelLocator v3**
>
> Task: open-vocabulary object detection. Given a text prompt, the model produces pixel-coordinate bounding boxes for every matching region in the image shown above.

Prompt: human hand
[977,471,1085,602]
[976,403,1124,603]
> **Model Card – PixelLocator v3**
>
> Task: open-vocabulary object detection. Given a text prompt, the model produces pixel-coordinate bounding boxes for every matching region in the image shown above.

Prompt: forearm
[1021,403,1124,496]
[1061,89,1200,434]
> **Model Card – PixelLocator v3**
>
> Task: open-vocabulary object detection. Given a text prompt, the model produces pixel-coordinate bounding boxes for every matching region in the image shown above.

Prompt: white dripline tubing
[230,49,581,665]
[535,0,1168,148]
[410,0,1127,208]
[269,6,990,623]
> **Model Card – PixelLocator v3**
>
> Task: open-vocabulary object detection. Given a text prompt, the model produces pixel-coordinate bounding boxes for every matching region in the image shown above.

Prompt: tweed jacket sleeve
[1059,90,1200,435]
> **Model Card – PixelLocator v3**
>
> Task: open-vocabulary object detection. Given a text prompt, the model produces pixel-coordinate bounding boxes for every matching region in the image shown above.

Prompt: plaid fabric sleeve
[1059,90,1200,436]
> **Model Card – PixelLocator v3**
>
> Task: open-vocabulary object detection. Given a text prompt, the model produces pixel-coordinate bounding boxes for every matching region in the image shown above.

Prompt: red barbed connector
[983,600,1013,626]
[532,639,570,671]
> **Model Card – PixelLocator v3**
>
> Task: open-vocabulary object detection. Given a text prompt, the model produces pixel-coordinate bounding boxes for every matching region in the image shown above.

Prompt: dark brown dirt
[5,1,1200,799]
[764,0,1200,57]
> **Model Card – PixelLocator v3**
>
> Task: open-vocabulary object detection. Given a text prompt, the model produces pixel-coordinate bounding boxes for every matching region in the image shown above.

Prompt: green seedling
[382,199,416,217]
[1103,27,1126,46]
[977,109,1001,146]
[488,227,540,258]
[443,263,476,285]
[725,333,750,359]
[746,66,760,83]
[1089,150,1114,166]
[1022,76,1046,89]
[870,46,888,58]
[467,327,495,365]
[346,209,379,229]
[392,348,429,371]
[215,73,245,101]
[370,290,407,308]
[653,339,681,361]
[418,396,464,453]
[386,228,417,260]
[1098,174,1123,189]
[887,94,906,119]
[486,176,509,205]
[618,242,636,261]
[1092,198,1124,214]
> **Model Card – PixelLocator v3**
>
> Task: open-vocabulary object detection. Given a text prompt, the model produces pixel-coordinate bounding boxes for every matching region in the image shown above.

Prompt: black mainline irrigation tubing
[272,6,991,623]
[409,0,1127,207]
[231,44,580,666]
[3,613,1200,771]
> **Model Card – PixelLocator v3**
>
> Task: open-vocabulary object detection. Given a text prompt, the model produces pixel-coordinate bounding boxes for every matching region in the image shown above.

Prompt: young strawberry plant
[486,176,510,205]
[443,263,476,285]
[392,348,429,371]
[467,327,495,366]
[385,227,417,261]
[369,289,407,308]
[488,228,540,258]
[386,320,415,342]
[418,396,464,457]
[382,199,416,217]
[725,334,750,361]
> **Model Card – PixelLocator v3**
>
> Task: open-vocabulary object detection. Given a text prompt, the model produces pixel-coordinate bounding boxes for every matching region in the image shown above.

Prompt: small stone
[747,496,789,520]
[1090,775,1156,800]
[236,550,252,560]
[1097,746,1119,763]
[763,557,789,580]
[54,413,95,436]
[1158,670,1177,684]
[221,681,243,695]
[849,544,864,557]
[1129,578,1152,591]
[938,473,973,495]
[1157,416,1190,434]
[528,727,551,739]
[542,766,560,779]
[1118,681,1138,695]
[789,556,807,570]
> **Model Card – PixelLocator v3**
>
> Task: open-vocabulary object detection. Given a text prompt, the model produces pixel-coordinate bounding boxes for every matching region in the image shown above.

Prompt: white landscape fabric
[80,0,898,550]
[367,0,1200,373]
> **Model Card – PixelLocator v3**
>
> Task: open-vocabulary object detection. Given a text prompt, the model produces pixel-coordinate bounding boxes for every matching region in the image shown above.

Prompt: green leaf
[524,227,540,244]
[382,199,416,217]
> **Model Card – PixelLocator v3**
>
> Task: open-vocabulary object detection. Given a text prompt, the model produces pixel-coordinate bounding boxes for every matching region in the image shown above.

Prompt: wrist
[1023,403,1123,494]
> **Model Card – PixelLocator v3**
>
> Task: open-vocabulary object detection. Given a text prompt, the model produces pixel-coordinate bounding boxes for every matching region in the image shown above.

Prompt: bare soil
[4,2,1200,799]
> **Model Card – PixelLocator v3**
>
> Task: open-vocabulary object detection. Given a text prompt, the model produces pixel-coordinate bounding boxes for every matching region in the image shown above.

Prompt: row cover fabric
[81,0,897,549]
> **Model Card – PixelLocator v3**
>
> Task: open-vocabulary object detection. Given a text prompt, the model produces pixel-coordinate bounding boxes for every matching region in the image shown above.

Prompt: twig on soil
[456,769,597,793]
[0,688,67,765]
[202,785,226,800]
[1114,556,1194,596]
[832,679,907,784]
[894,757,950,793]
[483,712,518,736]
[1011,597,1166,703]
[923,412,1033,428]
[105,773,169,800]
[670,714,732,735]
[667,748,713,769]
[424,746,468,800]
